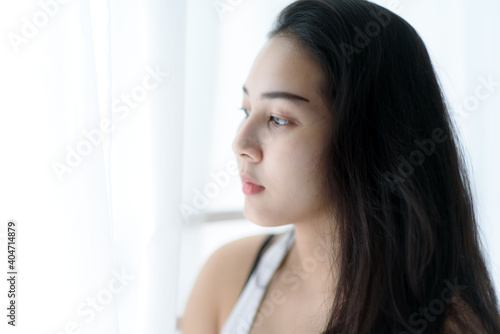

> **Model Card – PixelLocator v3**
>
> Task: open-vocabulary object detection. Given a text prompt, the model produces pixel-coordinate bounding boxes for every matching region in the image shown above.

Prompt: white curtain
[0,0,183,333]
[0,1,498,334]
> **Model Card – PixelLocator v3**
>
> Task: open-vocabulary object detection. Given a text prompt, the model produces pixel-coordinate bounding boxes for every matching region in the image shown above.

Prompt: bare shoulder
[214,233,279,332]
[181,232,277,334]
[440,296,487,334]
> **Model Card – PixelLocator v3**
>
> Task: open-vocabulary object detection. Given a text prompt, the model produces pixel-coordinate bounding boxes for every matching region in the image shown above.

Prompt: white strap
[220,228,295,334]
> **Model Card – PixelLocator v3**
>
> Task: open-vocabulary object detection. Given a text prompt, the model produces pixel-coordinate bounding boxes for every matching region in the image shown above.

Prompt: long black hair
[268,0,500,333]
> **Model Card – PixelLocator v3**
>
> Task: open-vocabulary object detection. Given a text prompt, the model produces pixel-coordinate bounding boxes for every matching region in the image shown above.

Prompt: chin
[243,206,288,227]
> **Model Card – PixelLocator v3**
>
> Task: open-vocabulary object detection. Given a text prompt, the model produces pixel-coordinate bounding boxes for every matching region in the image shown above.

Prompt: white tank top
[220,228,296,334]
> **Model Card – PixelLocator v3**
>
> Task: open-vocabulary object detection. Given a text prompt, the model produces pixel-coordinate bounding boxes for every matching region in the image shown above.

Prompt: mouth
[240,172,265,195]
[242,182,265,195]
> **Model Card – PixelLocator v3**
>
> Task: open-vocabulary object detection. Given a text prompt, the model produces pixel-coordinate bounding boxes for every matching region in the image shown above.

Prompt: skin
[182,36,489,334]
[181,35,338,334]
[231,35,338,329]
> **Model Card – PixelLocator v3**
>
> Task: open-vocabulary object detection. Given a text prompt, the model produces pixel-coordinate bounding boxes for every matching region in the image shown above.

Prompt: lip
[240,172,264,187]
[240,172,265,195]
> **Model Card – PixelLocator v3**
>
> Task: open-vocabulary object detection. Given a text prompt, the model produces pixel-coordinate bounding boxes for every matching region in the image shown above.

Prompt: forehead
[244,37,328,110]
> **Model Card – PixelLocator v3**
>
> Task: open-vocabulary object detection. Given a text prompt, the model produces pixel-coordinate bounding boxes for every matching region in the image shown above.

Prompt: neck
[280,219,338,295]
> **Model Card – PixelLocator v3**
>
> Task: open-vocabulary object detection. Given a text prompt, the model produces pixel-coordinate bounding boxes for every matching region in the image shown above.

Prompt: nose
[231,115,263,163]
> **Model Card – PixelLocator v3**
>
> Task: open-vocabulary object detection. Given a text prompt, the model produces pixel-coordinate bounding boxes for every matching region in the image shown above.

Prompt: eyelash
[239,108,291,127]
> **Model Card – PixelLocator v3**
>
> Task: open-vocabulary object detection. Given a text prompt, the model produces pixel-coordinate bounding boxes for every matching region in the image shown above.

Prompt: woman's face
[232,36,332,226]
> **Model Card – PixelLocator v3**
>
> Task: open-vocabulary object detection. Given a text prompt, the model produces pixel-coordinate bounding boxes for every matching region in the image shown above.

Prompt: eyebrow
[242,85,310,103]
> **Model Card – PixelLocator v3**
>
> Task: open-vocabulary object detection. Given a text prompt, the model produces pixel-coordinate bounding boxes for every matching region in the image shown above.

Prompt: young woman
[182,0,500,333]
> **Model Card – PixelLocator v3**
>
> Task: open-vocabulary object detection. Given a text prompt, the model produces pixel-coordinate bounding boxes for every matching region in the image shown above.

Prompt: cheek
[286,134,324,170]
[245,137,327,226]
[270,139,323,193]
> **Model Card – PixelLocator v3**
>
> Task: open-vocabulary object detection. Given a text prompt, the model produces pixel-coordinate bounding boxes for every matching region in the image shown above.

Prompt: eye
[268,115,290,126]
[239,108,291,127]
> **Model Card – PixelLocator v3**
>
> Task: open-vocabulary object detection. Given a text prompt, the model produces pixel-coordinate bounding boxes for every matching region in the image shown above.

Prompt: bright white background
[0,0,498,334]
